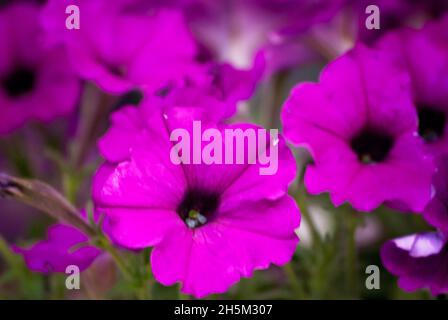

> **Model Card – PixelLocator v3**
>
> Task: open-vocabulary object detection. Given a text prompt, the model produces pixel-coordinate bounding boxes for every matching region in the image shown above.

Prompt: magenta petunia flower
[13,223,101,273]
[42,0,201,94]
[198,54,265,112]
[381,231,448,295]
[378,16,448,156]
[281,45,434,212]
[423,156,448,234]
[0,3,81,135]
[93,102,300,297]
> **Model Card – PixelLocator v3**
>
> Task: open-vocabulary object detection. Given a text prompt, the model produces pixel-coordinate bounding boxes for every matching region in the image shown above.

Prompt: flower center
[418,107,445,143]
[350,129,394,164]
[177,189,220,229]
[2,67,36,98]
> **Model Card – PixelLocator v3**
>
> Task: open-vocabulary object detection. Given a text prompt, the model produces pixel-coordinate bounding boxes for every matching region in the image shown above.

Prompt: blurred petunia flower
[0,2,81,135]
[423,156,448,234]
[281,45,434,212]
[159,53,265,118]
[42,0,201,94]
[13,222,101,273]
[381,231,448,296]
[378,15,448,156]
[93,101,300,297]
[197,54,265,113]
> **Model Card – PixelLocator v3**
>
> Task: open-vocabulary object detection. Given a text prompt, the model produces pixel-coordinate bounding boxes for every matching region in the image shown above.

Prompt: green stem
[91,233,154,299]
[0,236,16,267]
[62,171,80,204]
[344,208,359,298]
[135,248,152,300]
[283,263,305,299]
[269,71,288,129]
[136,279,152,300]
[295,186,323,248]
[72,83,115,169]
[96,237,133,282]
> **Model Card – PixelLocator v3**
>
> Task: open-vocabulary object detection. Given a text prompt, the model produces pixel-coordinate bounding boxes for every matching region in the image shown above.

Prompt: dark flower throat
[2,67,36,98]
[350,128,394,164]
[418,107,445,143]
[177,189,220,229]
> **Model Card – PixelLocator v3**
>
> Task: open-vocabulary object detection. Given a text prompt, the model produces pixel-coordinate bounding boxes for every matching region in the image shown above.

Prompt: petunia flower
[281,44,434,212]
[381,231,448,296]
[423,156,448,234]
[159,53,265,118]
[93,101,300,297]
[13,223,101,273]
[42,0,201,94]
[197,54,265,113]
[0,2,81,135]
[378,15,448,156]
[13,208,102,274]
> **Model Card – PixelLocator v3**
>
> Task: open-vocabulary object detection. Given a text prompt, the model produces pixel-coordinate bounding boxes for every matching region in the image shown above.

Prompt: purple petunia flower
[281,44,434,212]
[13,223,101,273]
[198,54,265,113]
[381,231,448,295]
[93,100,300,297]
[0,2,81,134]
[42,0,201,94]
[423,156,448,234]
[378,16,448,156]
